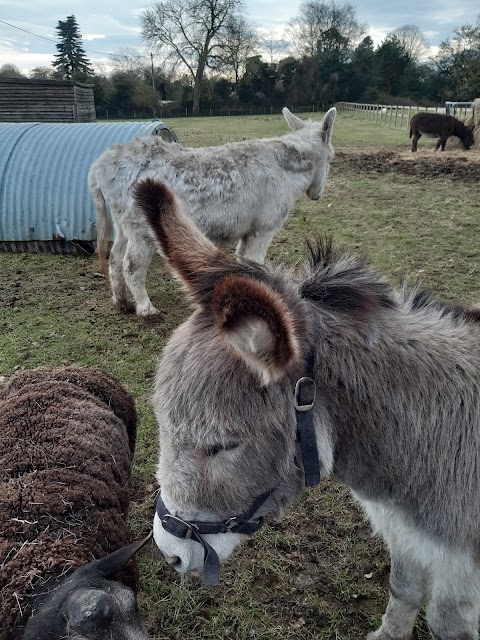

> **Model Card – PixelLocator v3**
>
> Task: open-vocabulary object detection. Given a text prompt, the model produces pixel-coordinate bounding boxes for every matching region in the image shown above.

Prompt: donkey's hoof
[367,632,411,640]
[137,305,160,317]
[113,298,136,313]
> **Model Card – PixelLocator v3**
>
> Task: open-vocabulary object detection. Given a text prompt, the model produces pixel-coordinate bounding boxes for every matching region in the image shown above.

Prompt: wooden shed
[0,77,96,123]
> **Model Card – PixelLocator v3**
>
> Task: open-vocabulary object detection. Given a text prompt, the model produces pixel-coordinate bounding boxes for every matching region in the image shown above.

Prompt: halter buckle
[161,513,194,539]
[294,376,316,411]
[224,516,238,530]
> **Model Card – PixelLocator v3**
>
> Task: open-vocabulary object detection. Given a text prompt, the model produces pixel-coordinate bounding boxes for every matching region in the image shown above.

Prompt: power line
[0,18,111,56]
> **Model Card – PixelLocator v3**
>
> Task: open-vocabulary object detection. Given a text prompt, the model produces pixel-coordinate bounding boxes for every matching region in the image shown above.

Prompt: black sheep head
[22,537,151,640]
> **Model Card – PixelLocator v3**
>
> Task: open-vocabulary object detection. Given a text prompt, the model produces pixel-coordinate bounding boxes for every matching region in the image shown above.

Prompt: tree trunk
[192,50,209,116]
[192,82,201,116]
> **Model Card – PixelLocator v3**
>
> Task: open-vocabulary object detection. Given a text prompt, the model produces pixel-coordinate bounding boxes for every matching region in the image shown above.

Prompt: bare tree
[287,0,366,58]
[435,18,480,100]
[29,67,56,79]
[261,29,290,63]
[0,64,26,78]
[141,0,244,114]
[215,15,260,85]
[110,48,146,77]
[392,25,430,62]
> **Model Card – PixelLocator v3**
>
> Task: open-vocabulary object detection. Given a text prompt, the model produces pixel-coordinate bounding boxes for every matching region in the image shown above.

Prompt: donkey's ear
[211,275,301,384]
[133,178,228,300]
[321,107,336,143]
[282,107,305,131]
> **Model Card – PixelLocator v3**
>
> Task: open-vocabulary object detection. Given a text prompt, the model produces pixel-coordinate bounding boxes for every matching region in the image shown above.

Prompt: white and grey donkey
[135,177,480,640]
[88,107,336,316]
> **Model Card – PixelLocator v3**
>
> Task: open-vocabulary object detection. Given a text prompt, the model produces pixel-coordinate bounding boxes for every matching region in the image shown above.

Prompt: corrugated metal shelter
[0,120,177,253]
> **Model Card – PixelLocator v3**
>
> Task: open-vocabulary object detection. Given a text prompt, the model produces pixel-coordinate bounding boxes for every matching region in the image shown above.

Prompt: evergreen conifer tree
[52,15,94,79]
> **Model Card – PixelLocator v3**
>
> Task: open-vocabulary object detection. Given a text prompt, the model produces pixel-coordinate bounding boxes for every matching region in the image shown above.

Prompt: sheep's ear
[282,107,305,131]
[211,275,301,384]
[321,107,336,143]
[133,178,229,300]
[94,533,152,579]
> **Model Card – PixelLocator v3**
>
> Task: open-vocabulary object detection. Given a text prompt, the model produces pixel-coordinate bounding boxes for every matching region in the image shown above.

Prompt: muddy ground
[337,146,480,182]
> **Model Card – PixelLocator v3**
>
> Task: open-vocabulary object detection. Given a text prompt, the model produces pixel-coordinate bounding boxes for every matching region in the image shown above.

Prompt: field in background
[1,112,480,639]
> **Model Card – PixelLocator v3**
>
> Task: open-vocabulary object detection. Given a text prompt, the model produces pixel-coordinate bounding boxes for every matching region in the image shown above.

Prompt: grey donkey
[89,107,336,316]
[135,177,480,640]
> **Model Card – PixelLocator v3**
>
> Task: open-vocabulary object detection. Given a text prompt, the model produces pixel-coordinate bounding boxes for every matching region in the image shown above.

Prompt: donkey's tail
[92,184,112,276]
[409,126,413,138]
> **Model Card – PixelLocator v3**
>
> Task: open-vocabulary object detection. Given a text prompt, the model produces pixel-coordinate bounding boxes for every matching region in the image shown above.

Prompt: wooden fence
[334,102,452,130]
[0,77,96,123]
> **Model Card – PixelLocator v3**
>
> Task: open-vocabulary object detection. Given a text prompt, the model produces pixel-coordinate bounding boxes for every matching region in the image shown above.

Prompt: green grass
[2,111,480,639]
[159,110,410,149]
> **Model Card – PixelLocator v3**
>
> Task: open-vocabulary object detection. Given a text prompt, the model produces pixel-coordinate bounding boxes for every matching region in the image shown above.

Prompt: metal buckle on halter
[161,513,194,539]
[294,376,316,412]
[224,516,238,530]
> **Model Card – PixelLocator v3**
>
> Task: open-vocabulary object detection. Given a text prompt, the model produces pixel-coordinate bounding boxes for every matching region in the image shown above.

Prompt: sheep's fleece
[0,367,138,639]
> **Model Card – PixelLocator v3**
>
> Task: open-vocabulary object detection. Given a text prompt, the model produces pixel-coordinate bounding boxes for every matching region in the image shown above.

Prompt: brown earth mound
[336,148,480,182]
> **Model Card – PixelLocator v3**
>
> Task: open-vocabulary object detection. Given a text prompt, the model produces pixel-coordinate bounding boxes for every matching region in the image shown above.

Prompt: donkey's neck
[308,312,400,501]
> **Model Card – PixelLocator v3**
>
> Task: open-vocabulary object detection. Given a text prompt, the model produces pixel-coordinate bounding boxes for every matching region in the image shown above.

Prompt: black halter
[155,352,321,586]
[156,490,271,586]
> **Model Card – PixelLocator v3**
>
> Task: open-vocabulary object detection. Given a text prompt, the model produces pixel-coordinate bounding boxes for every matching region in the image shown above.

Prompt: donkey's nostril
[165,555,181,567]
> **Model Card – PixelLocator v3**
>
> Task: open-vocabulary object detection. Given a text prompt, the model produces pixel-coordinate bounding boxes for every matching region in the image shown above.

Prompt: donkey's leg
[235,236,247,258]
[411,133,421,152]
[123,236,158,316]
[426,554,480,640]
[367,553,425,640]
[237,230,276,264]
[109,225,135,313]
[435,137,447,151]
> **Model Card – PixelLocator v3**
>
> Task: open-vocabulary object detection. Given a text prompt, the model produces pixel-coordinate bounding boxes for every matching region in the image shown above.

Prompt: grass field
[1,111,480,639]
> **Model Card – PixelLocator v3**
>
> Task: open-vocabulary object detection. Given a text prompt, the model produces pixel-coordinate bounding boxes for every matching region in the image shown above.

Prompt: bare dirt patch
[336,147,480,182]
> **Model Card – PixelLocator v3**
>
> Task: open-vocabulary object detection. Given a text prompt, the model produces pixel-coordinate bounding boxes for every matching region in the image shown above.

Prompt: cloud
[83,33,106,41]
[368,26,393,46]
[2,0,480,74]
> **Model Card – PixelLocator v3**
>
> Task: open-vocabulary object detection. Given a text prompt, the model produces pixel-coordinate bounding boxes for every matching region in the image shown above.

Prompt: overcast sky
[1,0,479,74]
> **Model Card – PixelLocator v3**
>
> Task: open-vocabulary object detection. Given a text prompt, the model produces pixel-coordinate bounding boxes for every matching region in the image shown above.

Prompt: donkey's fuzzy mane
[299,237,479,325]
[402,284,480,324]
[300,237,396,314]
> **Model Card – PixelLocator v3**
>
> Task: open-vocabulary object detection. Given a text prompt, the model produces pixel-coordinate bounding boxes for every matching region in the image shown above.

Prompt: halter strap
[295,350,321,486]
[156,490,272,586]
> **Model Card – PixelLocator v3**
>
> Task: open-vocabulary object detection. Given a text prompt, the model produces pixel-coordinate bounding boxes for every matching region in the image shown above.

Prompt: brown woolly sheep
[0,367,149,640]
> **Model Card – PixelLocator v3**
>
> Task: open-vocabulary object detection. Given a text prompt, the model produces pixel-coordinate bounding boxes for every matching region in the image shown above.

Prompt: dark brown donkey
[410,111,474,151]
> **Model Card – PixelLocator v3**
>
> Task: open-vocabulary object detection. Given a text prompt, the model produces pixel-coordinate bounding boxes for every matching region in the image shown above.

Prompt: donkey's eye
[204,443,239,457]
